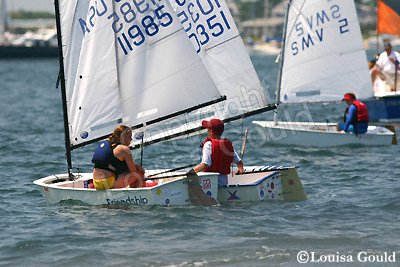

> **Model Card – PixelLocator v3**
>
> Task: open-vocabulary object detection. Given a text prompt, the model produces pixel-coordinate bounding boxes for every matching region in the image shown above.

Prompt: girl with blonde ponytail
[91,125,145,190]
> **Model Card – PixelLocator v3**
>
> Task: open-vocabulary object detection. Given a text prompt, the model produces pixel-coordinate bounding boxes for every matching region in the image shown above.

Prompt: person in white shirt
[373,40,400,91]
[193,118,244,187]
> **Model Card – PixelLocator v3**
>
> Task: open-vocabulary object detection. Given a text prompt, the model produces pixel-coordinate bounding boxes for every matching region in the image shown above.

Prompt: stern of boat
[218,166,307,203]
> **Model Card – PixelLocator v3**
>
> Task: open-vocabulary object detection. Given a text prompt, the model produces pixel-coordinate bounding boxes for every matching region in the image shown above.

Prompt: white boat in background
[0,0,58,58]
[34,0,307,205]
[253,121,396,147]
[251,42,281,55]
[253,0,396,147]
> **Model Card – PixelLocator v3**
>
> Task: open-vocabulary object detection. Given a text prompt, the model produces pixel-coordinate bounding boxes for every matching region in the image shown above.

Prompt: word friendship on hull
[34,166,307,206]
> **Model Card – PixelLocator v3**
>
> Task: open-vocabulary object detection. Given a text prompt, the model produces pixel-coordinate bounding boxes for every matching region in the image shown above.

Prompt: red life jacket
[352,100,369,122]
[344,100,369,123]
[202,137,234,175]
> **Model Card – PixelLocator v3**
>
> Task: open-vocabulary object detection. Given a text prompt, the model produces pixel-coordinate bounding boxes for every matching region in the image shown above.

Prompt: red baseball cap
[342,93,356,101]
[202,119,224,135]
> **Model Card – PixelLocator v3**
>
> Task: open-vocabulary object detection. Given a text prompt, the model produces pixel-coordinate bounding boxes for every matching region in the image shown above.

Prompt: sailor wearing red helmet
[337,93,369,135]
[193,119,244,187]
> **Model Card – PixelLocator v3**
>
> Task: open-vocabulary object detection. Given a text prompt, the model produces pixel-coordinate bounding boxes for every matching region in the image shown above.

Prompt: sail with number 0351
[131,0,274,147]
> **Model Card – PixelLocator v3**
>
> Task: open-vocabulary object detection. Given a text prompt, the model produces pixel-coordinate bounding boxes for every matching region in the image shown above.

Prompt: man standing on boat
[338,93,369,135]
[193,119,244,187]
[372,40,400,91]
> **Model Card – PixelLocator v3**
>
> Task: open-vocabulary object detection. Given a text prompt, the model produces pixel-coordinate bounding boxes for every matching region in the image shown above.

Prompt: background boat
[364,0,400,122]
[0,0,57,58]
[254,0,396,146]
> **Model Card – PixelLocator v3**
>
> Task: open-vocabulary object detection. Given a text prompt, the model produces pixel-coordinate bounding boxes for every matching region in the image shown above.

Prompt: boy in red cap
[193,119,244,187]
[337,93,369,135]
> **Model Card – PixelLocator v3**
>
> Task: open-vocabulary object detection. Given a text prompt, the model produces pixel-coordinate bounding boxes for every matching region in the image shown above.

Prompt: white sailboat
[34,0,307,205]
[253,0,396,147]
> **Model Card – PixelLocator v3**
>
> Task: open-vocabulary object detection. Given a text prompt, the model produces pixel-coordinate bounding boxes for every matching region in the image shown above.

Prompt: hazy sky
[8,0,54,13]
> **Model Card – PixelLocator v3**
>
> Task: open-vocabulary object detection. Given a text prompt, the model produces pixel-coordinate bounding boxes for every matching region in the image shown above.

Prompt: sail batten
[279,0,373,104]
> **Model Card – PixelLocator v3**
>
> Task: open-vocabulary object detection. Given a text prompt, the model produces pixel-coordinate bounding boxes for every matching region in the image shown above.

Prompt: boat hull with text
[33,166,307,205]
[33,172,219,206]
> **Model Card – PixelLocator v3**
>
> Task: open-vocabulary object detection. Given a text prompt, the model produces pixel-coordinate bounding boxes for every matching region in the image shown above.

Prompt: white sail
[58,0,223,147]
[170,0,266,115]
[279,0,372,104]
[131,0,270,145]
[170,0,268,117]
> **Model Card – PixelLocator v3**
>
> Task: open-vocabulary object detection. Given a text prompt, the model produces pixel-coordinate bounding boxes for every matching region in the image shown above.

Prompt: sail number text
[78,0,174,56]
[290,4,350,56]
[174,0,232,53]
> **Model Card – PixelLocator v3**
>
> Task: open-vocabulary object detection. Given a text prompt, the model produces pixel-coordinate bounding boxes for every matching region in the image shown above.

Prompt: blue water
[0,55,399,267]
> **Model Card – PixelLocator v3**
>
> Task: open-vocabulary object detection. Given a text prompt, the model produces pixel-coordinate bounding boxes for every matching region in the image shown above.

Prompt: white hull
[33,167,307,206]
[33,172,219,206]
[218,166,307,202]
[253,121,396,147]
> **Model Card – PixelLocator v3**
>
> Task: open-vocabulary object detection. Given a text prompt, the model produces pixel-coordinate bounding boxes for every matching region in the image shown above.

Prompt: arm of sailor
[193,163,208,173]
[395,52,400,67]
[193,141,212,173]
[344,105,357,132]
[115,145,139,174]
[375,54,384,69]
[233,149,244,174]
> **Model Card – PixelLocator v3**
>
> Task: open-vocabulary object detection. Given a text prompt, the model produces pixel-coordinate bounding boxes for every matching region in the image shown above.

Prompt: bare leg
[113,172,144,188]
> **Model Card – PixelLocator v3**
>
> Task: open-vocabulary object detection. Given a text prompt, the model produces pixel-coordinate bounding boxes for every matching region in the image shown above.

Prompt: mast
[54,0,73,179]
[274,0,292,125]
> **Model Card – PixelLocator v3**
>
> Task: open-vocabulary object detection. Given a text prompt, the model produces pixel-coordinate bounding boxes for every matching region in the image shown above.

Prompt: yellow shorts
[93,176,116,190]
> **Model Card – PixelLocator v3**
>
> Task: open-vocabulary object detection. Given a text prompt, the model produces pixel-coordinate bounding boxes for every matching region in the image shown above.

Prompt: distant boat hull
[33,166,307,205]
[364,94,400,123]
[253,121,396,147]
[0,45,58,58]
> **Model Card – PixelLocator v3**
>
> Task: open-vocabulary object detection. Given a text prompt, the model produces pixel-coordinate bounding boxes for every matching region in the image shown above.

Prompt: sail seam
[205,34,240,52]
[150,28,183,46]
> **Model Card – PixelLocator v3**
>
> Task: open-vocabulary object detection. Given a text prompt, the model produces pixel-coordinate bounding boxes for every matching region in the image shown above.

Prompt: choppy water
[0,54,399,267]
